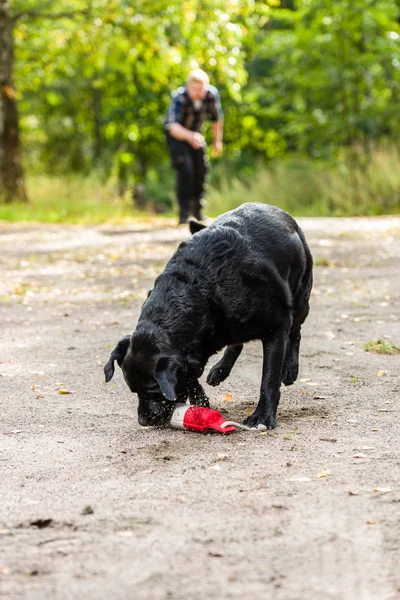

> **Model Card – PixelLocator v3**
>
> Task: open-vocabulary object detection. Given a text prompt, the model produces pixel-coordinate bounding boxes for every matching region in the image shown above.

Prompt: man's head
[104,331,184,426]
[187,69,209,102]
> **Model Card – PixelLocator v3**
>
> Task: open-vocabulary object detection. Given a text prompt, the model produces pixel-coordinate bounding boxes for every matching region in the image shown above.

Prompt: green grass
[0,175,174,225]
[314,257,334,267]
[364,339,400,355]
[1,144,400,224]
[207,145,400,217]
[283,428,296,441]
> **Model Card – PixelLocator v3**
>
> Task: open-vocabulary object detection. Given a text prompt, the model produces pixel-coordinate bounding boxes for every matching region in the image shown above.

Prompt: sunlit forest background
[1,0,400,221]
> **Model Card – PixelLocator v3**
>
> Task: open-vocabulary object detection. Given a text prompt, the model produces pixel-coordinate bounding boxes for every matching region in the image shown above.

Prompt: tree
[0,0,27,202]
[246,0,400,159]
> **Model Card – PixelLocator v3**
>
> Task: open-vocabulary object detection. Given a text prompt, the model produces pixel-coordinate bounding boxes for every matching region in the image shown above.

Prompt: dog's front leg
[178,378,210,408]
[243,325,290,430]
[207,344,243,386]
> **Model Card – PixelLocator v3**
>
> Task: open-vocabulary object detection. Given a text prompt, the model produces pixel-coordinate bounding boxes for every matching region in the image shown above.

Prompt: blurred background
[1,0,400,223]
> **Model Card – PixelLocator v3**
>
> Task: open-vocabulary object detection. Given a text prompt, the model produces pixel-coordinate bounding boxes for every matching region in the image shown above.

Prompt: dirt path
[1,216,399,600]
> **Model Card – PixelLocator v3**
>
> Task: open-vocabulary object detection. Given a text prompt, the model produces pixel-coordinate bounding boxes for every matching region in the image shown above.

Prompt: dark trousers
[166,131,208,222]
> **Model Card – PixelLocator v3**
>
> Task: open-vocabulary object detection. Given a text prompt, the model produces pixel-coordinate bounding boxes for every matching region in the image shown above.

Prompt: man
[164,69,223,224]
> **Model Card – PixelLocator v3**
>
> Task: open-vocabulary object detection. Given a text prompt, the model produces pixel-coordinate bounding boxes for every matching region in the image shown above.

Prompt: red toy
[170,403,236,434]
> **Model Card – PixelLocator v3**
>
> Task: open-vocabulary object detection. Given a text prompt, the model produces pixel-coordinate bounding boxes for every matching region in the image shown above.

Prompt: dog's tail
[293,226,313,310]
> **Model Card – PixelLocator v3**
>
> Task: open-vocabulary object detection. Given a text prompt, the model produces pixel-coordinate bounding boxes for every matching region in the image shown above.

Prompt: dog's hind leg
[243,321,291,430]
[206,344,243,387]
[282,324,302,386]
[282,283,311,386]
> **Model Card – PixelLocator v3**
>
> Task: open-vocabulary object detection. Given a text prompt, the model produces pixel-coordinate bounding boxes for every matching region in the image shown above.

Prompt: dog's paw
[282,362,298,386]
[207,365,229,387]
[243,411,276,430]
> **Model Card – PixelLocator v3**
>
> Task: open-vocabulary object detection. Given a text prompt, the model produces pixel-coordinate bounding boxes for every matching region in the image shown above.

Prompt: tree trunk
[0,0,28,203]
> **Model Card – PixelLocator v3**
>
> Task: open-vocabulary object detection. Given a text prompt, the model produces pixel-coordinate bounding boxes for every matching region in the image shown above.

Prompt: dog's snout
[138,397,174,427]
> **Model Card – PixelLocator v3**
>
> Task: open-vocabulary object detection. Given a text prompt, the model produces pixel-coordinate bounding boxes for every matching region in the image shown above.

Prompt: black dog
[104,203,312,429]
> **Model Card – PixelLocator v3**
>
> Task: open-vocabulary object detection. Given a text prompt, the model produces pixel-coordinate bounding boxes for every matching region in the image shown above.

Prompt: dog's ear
[104,335,131,383]
[154,356,179,401]
[189,219,207,235]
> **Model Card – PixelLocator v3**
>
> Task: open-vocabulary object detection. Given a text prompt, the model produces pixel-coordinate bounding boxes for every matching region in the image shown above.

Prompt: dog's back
[188,203,311,305]
[155,203,311,343]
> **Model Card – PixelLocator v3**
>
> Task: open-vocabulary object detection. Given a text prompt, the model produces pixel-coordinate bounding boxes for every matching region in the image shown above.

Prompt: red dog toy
[170,403,236,434]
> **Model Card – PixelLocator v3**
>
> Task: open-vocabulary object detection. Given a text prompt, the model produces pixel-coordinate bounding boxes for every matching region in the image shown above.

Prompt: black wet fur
[104,203,313,429]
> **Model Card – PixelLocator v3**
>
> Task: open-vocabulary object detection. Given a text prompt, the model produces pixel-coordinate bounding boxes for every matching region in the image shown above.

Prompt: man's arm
[166,91,203,149]
[211,121,223,157]
[169,123,204,149]
[210,88,223,157]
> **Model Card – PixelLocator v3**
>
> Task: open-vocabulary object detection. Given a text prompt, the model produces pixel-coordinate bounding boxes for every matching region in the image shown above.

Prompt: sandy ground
[0,215,399,600]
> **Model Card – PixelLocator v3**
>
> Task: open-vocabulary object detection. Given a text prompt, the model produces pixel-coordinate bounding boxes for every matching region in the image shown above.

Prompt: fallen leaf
[352,453,368,458]
[223,393,233,403]
[377,370,387,377]
[58,389,71,394]
[317,470,330,478]
[215,453,228,461]
[81,505,94,515]
[0,563,10,574]
[209,464,221,471]
[348,490,359,496]
[324,331,336,339]
[374,487,392,494]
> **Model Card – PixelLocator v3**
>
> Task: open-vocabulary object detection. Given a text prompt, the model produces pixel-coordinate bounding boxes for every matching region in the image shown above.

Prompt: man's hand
[212,140,223,158]
[186,131,205,149]
[168,124,205,149]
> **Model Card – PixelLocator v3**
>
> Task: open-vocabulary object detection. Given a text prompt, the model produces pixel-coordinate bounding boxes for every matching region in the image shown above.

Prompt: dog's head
[104,331,183,426]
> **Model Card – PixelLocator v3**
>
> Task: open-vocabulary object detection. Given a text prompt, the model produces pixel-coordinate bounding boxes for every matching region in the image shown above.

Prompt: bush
[207,144,400,217]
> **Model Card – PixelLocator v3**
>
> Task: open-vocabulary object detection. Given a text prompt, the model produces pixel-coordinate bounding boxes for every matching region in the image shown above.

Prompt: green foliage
[5,0,400,216]
[244,0,400,158]
[14,0,253,179]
